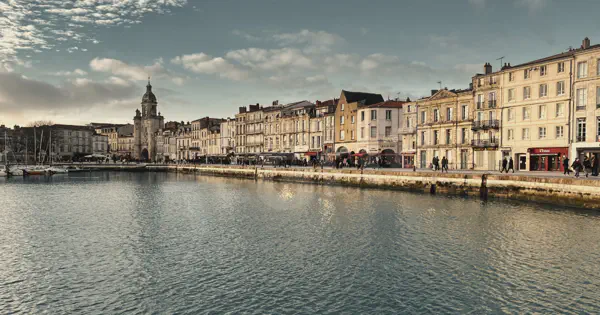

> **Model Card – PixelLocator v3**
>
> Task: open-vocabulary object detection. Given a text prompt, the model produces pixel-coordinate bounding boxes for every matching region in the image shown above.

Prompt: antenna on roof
[396,92,401,101]
[496,56,505,69]
[437,81,442,90]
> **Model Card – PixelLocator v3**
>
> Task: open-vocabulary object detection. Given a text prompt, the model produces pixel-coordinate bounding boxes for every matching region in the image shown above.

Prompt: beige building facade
[416,89,474,170]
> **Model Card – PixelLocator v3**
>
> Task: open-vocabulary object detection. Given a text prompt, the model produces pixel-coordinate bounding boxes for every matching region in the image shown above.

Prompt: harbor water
[1,172,600,314]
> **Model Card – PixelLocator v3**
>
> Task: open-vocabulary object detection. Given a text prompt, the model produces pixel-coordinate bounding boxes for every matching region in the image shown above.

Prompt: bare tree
[26,120,54,128]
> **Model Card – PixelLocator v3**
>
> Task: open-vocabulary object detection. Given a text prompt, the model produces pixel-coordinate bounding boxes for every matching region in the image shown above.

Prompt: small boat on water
[0,165,7,177]
[47,166,68,174]
[22,166,52,176]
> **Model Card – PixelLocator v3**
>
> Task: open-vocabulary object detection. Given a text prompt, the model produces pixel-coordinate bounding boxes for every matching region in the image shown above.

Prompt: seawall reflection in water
[1,172,599,314]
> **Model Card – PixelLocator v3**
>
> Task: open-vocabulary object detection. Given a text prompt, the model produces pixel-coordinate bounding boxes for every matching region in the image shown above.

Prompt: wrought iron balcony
[471,138,499,148]
[488,100,497,108]
[577,105,586,111]
[577,136,586,142]
[471,119,500,130]
[476,102,484,109]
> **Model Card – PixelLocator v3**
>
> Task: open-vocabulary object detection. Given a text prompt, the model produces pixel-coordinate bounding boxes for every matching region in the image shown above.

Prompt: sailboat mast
[34,127,37,165]
[39,129,43,165]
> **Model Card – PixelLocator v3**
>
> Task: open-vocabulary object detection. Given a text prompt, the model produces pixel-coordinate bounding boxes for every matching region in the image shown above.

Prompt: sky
[1,0,600,127]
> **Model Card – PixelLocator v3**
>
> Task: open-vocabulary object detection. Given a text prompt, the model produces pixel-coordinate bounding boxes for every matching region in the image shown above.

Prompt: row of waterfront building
[4,37,600,172]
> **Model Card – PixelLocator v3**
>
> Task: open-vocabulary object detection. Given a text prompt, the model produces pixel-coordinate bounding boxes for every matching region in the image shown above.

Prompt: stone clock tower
[133,79,164,161]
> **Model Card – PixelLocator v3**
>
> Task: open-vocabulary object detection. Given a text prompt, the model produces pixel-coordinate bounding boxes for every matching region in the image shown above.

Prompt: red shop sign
[528,147,568,155]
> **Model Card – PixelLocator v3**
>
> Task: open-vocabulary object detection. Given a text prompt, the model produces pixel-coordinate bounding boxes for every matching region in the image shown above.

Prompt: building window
[577,118,586,142]
[523,106,530,120]
[361,111,365,121]
[421,131,425,145]
[507,129,514,141]
[340,116,345,125]
[539,84,548,97]
[558,62,565,73]
[446,108,453,121]
[557,81,565,96]
[522,128,530,140]
[385,126,392,137]
[433,109,439,122]
[578,62,588,79]
[508,108,515,121]
[556,103,564,117]
[509,72,514,81]
[523,86,531,99]
[420,111,426,124]
[433,130,439,145]
[539,127,546,139]
[540,65,547,76]
[351,116,355,124]
[341,103,345,111]
[508,88,515,101]
[524,69,530,79]
[477,94,483,109]
[597,87,600,107]
[361,127,365,138]
[385,110,392,120]
[445,129,451,144]
[538,105,546,119]
[340,130,345,140]
[351,130,355,140]
[461,128,466,144]
[461,105,468,120]
[371,110,377,120]
[556,126,564,138]
[370,126,377,138]
[577,88,587,110]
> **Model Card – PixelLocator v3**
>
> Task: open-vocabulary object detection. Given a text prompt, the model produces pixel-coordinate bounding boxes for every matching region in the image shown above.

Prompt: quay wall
[146,165,600,210]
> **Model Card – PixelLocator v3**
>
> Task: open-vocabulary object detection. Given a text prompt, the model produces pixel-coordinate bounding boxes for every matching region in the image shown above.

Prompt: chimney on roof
[239,106,247,113]
[406,97,411,102]
[583,37,591,49]
[484,62,492,75]
[469,82,473,90]
[431,89,438,96]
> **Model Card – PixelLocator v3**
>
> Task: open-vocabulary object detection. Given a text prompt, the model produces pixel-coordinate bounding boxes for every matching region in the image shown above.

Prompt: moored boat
[0,165,7,177]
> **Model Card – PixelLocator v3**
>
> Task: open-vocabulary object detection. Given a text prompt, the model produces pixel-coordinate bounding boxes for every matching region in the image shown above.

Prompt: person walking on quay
[592,154,599,176]
[563,155,571,175]
[501,157,508,173]
[508,157,515,173]
[441,156,448,173]
[572,158,583,178]
[584,156,592,177]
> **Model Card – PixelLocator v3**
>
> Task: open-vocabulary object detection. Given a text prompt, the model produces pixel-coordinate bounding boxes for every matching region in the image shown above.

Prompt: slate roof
[342,90,384,106]
[366,100,406,108]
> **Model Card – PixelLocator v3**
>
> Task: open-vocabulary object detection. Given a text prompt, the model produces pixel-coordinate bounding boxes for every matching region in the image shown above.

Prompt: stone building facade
[334,90,384,156]
[133,80,164,161]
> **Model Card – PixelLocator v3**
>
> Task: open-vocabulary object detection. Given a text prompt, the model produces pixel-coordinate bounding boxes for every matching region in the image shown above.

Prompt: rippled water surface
[1,172,600,314]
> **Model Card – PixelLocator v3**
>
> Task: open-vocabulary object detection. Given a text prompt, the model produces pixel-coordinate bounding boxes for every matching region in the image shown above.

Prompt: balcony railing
[488,100,497,108]
[577,135,586,142]
[398,126,416,134]
[577,105,586,111]
[476,102,483,109]
[471,119,500,130]
[246,129,263,135]
[471,138,499,148]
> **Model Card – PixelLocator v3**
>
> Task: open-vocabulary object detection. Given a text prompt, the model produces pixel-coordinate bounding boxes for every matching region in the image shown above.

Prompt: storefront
[528,147,568,172]
[402,153,415,168]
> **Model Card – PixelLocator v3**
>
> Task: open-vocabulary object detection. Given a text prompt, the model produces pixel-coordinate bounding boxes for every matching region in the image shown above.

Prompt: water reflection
[1,172,600,314]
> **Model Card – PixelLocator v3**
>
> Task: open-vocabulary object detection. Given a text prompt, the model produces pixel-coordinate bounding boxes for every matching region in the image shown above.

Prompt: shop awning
[305,151,319,156]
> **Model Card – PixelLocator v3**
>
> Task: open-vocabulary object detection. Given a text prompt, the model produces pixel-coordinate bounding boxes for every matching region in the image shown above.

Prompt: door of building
[487,151,496,170]
[460,150,468,169]
[420,151,427,168]
[518,154,527,170]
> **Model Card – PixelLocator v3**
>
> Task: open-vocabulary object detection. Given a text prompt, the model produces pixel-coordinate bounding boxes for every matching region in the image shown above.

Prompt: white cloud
[232,30,261,41]
[51,68,88,76]
[225,48,313,71]
[171,53,248,81]
[90,57,186,84]
[0,72,139,115]
[0,0,188,67]
[273,29,345,54]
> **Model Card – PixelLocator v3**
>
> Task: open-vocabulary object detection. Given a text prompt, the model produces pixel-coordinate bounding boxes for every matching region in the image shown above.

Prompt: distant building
[133,80,165,161]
